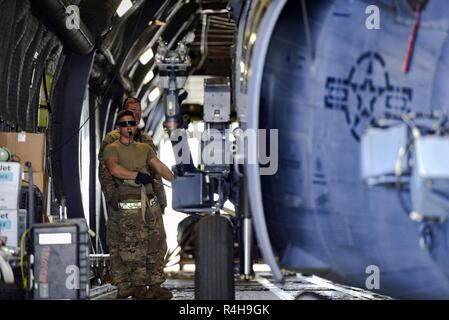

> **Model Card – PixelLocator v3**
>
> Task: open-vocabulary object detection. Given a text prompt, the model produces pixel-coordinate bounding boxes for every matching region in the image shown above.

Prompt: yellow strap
[141,186,151,224]
[141,187,156,224]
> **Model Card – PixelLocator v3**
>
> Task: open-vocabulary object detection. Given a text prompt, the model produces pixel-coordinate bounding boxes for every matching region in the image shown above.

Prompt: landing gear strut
[156,38,237,300]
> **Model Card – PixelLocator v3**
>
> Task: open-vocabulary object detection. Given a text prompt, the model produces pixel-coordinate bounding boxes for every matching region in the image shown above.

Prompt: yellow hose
[20,229,29,289]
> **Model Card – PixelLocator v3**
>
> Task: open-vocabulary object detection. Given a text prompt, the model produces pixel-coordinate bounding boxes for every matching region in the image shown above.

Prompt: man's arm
[99,132,121,209]
[142,134,167,210]
[105,157,138,180]
[149,158,174,182]
[98,134,116,186]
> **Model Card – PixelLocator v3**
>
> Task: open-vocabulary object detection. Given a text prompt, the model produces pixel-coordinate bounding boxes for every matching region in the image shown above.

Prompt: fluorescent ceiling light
[143,70,154,85]
[240,61,245,73]
[249,33,257,45]
[139,48,154,65]
[116,0,133,17]
[148,87,161,102]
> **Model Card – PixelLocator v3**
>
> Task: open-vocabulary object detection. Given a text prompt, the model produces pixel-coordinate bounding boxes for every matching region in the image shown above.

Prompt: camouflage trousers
[106,197,167,288]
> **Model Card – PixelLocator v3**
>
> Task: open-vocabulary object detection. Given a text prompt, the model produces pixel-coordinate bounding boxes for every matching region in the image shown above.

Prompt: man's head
[116,110,137,137]
[122,97,142,124]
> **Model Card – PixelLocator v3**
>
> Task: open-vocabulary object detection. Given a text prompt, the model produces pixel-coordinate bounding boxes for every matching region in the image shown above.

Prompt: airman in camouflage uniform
[98,99,171,299]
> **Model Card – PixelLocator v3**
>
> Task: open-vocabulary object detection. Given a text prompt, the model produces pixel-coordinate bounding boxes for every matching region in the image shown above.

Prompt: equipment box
[0,132,46,172]
[0,162,22,209]
[172,171,205,211]
[360,124,409,184]
[31,219,89,300]
[0,209,26,249]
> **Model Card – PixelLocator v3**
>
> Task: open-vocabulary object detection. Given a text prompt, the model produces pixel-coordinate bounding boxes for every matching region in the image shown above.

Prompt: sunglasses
[117,120,137,127]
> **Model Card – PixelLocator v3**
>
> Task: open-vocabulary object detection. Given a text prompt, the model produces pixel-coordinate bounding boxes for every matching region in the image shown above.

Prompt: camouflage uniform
[99,129,167,210]
[117,193,167,288]
[98,129,167,291]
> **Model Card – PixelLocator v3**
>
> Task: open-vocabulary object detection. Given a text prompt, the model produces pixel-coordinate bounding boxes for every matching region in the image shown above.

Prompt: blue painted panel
[260,0,449,298]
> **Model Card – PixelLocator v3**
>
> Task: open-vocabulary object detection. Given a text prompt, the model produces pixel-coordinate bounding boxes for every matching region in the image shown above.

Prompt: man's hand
[135,172,153,185]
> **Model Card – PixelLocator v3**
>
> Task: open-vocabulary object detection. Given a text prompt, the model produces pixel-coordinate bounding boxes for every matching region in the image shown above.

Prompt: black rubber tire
[195,215,235,300]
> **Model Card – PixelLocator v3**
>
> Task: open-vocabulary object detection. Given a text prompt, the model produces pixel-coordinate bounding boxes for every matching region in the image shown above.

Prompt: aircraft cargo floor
[90,270,390,300]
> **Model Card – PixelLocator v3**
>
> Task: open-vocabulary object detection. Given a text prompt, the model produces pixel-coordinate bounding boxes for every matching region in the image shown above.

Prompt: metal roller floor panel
[91,271,390,300]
